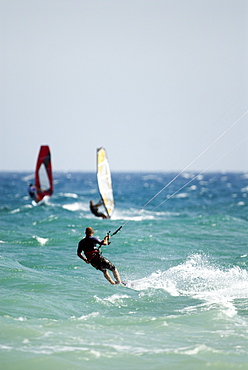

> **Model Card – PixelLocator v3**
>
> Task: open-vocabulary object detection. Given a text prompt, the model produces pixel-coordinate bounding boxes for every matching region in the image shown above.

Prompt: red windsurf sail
[35,146,53,202]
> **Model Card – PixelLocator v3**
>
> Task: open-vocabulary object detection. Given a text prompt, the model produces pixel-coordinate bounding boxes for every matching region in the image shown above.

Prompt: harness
[85,249,101,262]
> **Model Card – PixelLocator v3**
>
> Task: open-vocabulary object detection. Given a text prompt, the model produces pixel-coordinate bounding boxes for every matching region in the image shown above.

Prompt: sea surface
[0,171,248,369]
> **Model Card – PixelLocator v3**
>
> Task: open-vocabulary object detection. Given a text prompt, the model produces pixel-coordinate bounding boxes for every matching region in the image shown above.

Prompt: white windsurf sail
[97,147,114,218]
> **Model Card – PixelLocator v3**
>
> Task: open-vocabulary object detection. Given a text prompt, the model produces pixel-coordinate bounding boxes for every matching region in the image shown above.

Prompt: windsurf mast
[97,147,114,218]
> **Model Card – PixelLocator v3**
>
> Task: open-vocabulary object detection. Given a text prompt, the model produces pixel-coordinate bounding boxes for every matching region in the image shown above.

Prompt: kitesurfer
[77,227,121,285]
[90,200,108,219]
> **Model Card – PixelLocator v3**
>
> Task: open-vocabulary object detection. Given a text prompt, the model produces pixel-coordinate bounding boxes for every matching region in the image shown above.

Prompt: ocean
[0,171,248,369]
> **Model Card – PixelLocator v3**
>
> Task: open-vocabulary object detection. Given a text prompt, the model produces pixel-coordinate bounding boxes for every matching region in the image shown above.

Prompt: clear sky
[1,0,248,173]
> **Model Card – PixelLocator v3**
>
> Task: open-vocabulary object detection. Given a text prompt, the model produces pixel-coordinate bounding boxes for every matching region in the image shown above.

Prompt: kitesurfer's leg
[113,268,121,284]
[103,271,116,285]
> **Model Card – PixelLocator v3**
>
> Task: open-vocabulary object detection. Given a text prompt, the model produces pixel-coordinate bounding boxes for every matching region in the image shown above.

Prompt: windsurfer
[28,183,38,201]
[77,227,121,285]
[90,200,108,219]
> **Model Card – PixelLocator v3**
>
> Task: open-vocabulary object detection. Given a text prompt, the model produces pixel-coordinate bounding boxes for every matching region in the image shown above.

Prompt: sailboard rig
[32,145,53,204]
[96,147,114,218]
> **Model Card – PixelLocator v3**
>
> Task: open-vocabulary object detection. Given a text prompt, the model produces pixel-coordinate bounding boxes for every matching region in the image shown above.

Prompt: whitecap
[89,350,101,358]
[103,293,130,304]
[23,204,32,209]
[241,186,248,192]
[111,209,155,222]
[128,273,179,296]
[22,174,33,182]
[111,208,175,222]
[188,185,197,191]
[94,294,130,307]
[14,317,27,321]
[75,312,99,320]
[33,236,49,245]
[0,345,12,350]
[178,344,213,355]
[182,172,193,179]
[10,208,20,214]
[241,173,248,179]
[221,176,228,182]
[59,192,78,199]
[142,174,164,182]
[62,202,87,211]
[237,201,245,206]
[175,192,188,198]
[128,254,248,317]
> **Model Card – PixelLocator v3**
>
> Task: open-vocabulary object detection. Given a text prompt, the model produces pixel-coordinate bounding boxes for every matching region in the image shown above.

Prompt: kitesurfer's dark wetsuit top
[77,236,115,273]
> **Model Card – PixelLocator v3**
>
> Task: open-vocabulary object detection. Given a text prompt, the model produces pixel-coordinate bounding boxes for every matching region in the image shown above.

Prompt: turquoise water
[1,171,248,369]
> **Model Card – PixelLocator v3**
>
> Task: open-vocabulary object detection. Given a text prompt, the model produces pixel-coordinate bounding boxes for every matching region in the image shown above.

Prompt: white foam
[188,185,197,191]
[59,192,78,198]
[241,186,248,192]
[111,208,176,221]
[128,254,248,316]
[33,236,49,245]
[237,201,245,206]
[175,192,188,198]
[10,208,20,214]
[94,294,130,307]
[75,312,99,320]
[62,202,88,211]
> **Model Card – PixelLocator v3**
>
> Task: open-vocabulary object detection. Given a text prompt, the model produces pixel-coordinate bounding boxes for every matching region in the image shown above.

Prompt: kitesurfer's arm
[77,251,90,263]
[77,241,89,263]
[101,235,110,246]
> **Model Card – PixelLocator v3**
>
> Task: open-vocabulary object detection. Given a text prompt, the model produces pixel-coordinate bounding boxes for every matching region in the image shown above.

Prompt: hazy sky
[1,0,248,173]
